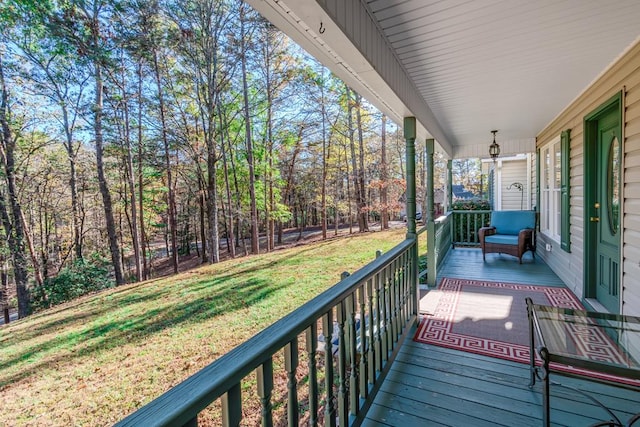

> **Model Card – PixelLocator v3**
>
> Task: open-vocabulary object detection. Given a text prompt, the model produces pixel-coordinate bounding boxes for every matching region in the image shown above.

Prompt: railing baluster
[305,325,319,427]
[222,383,242,427]
[392,259,400,342]
[347,292,359,416]
[473,213,479,244]
[380,266,388,362]
[359,284,368,399]
[385,264,391,346]
[399,254,405,333]
[374,271,383,372]
[389,259,397,342]
[450,210,492,247]
[323,311,336,427]
[406,250,411,325]
[336,300,348,426]
[285,339,299,426]
[366,277,376,385]
[410,242,416,314]
[402,251,409,326]
[257,358,273,427]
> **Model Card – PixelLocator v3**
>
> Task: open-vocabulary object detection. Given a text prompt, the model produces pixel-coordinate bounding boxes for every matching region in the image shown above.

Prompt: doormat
[414,277,640,387]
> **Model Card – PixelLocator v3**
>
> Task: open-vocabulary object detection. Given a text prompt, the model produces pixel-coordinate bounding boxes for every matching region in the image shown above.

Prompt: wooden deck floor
[435,247,565,287]
[363,342,638,427]
[363,248,639,426]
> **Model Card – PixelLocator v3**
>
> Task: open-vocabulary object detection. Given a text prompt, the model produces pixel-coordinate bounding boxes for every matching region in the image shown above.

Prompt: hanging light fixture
[489,130,500,161]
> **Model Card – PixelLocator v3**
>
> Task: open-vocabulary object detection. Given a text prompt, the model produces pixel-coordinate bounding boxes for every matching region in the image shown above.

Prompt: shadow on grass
[0,236,369,389]
[1,242,328,346]
[0,275,290,387]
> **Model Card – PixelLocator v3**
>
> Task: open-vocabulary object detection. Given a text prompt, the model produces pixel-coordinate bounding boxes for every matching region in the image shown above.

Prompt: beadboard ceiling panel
[365,0,640,152]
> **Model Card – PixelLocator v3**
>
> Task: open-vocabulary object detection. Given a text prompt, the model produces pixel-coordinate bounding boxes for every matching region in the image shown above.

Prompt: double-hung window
[539,131,570,251]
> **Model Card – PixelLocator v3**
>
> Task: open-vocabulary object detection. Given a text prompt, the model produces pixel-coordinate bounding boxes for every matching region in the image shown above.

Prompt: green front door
[586,96,621,313]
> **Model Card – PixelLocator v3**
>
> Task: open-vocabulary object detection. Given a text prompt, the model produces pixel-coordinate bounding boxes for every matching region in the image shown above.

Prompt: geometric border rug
[413,277,640,387]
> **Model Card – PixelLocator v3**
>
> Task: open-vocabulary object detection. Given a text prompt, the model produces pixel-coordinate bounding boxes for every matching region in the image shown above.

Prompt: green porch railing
[116,238,418,427]
[417,224,428,283]
[434,213,452,267]
[450,210,491,247]
[424,212,453,287]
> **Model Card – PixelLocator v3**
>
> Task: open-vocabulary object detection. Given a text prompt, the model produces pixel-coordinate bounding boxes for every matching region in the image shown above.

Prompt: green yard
[0,228,405,426]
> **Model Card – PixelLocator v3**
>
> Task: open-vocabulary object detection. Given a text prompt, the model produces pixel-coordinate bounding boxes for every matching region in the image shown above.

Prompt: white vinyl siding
[501,160,529,210]
[537,39,640,313]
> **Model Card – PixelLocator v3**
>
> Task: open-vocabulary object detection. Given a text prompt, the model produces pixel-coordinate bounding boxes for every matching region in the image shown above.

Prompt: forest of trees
[0,0,444,319]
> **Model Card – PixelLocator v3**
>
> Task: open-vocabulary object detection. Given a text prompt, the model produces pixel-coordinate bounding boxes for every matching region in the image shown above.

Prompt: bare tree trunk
[122,59,142,282]
[346,85,364,232]
[355,93,369,231]
[0,55,31,317]
[396,125,404,178]
[21,210,43,289]
[1,258,8,323]
[191,117,208,264]
[94,63,124,285]
[206,139,220,263]
[239,3,259,254]
[381,114,389,229]
[137,62,149,280]
[60,101,83,261]
[344,145,353,234]
[152,51,178,274]
[281,125,304,242]
[320,74,328,240]
[262,23,278,251]
[218,104,236,258]
[199,183,207,263]
[227,120,245,256]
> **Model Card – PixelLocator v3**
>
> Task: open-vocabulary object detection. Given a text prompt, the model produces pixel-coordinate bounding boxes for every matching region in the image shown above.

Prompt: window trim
[537,132,570,252]
[539,136,561,243]
[560,130,571,252]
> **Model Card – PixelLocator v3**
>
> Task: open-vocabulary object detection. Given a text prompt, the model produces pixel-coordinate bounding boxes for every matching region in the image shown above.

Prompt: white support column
[496,160,503,211]
[527,153,533,210]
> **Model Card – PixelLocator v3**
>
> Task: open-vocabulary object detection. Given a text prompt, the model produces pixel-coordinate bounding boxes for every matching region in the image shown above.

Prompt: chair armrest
[518,228,533,247]
[478,226,496,242]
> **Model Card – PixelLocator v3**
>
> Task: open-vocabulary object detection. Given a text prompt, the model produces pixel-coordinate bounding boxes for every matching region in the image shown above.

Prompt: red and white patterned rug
[413,277,640,387]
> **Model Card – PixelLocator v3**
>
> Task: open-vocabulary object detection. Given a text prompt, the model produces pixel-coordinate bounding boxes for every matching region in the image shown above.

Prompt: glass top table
[526,298,640,427]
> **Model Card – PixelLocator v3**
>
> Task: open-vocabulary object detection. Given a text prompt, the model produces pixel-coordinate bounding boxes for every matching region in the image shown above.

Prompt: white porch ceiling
[249,0,640,158]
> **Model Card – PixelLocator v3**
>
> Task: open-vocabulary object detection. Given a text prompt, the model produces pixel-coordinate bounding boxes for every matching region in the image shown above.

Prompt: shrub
[31,255,114,311]
[452,199,491,211]
[451,199,491,245]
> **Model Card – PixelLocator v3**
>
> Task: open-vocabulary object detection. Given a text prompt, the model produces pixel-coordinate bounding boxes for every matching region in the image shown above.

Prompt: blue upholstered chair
[478,210,536,263]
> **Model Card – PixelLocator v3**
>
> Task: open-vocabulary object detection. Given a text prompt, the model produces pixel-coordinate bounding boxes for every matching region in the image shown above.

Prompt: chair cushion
[490,210,535,235]
[484,234,519,245]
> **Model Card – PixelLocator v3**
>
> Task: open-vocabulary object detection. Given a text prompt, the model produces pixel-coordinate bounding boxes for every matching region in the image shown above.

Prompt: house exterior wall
[499,159,529,210]
[537,39,640,316]
[487,157,533,210]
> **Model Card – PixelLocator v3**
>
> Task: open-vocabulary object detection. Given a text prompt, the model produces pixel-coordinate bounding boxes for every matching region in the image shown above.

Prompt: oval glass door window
[608,136,620,234]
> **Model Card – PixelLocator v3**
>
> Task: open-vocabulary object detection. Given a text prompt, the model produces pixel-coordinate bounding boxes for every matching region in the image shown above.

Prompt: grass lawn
[0,228,406,426]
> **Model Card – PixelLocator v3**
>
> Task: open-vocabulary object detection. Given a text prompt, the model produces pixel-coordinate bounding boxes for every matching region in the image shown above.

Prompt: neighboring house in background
[451,184,475,200]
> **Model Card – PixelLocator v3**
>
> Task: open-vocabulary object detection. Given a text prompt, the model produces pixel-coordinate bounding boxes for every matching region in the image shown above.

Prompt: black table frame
[526,298,640,427]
